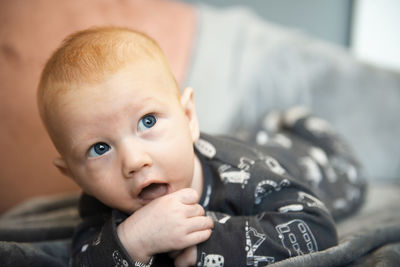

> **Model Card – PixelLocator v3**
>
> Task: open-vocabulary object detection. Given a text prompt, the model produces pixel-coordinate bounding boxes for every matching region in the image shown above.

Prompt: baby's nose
[121,141,152,177]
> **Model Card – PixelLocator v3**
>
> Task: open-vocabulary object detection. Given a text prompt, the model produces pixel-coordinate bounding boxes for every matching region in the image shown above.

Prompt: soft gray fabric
[0,193,80,242]
[265,182,400,267]
[0,240,70,267]
[1,184,400,267]
[266,225,400,267]
[0,194,80,267]
[186,4,400,180]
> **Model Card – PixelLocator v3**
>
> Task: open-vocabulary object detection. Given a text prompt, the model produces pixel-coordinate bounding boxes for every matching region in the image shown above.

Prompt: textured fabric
[0,240,70,267]
[71,209,142,267]
[186,4,400,180]
[245,108,368,221]
[268,224,400,267]
[0,193,80,242]
[1,184,399,267]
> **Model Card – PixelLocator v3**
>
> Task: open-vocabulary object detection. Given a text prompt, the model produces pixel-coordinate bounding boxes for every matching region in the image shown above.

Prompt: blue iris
[138,114,157,131]
[88,142,110,157]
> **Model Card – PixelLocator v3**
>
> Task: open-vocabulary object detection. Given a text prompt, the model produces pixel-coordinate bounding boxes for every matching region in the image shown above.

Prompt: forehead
[47,60,180,146]
[56,59,178,105]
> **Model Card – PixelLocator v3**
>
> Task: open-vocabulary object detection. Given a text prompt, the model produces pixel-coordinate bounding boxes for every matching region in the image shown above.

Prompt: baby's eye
[88,142,111,157]
[138,114,157,131]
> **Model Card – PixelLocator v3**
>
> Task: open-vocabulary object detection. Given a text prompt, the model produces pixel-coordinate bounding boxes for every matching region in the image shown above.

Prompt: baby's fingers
[176,188,200,205]
[184,216,214,244]
[174,246,197,267]
[188,215,214,232]
[186,228,213,247]
[186,203,205,218]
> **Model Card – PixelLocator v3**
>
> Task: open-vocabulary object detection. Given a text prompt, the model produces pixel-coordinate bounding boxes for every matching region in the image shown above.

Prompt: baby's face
[51,61,200,214]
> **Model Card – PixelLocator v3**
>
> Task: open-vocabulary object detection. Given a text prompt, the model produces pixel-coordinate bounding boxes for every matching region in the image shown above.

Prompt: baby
[37,27,365,267]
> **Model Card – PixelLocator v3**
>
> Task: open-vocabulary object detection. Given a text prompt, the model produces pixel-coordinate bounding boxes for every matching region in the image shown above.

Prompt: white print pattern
[195,138,217,159]
[275,219,318,256]
[304,117,334,136]
[264,156,286,175]
[249,148,287,175]
[81,244,88,252]
[256,131,269,145]
[198,253,224,267]
[201,185,212,208]
[238,157,256,171]
[346,185,361,202]
[309,147,328,166]
[298,157,322,186]
[254,179,290,205]
[297,191,329,214]
[92,231,102,246]
[245,221,275,266]
[346,166,358,183]
[256,212,266,221]
[218,164,250,188]
[257,131,293,148]
[282,106,310,127]
[325,164,338,183]
[206,211,231,224]
[308,147,339,183]
[271,134,292,148]
[333,199,347,210]
[331,156,359,183]
[279,204,304,213]
[333,186,361,211]
[262,110,281,133]
[112,251,129,267]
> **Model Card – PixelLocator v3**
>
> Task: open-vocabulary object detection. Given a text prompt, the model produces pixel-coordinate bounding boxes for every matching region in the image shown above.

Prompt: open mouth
[138,183,168,201]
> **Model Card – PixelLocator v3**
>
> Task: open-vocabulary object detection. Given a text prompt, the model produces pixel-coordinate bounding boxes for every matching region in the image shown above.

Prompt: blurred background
[181,0,400,71]
[1,0,399,213]
[184,0,353,47]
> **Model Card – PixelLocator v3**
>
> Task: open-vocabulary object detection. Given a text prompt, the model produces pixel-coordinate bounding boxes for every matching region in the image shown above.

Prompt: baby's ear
[53,157,72,178]
[181,87,200,141]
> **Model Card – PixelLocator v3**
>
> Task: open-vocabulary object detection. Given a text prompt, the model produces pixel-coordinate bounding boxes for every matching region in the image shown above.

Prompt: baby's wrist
[133,256,154,267]
[116,222,153,264]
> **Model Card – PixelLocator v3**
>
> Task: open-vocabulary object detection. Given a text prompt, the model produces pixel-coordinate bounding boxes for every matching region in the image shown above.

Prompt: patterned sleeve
[195,163,338,267]
[70,195,153,267]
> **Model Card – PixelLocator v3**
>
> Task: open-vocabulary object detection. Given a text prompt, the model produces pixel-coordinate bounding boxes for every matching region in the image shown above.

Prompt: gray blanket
[1,183,400,267]
[0,194,80,267]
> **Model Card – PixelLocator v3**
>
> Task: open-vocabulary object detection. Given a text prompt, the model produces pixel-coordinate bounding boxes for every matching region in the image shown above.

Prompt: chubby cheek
[162,146,195,190]
[74,164,107,191]
[73,161,120,197]
[78,176,137,213]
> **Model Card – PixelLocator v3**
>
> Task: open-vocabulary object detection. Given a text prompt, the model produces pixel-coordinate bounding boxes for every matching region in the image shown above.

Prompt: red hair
[37,26,177,133]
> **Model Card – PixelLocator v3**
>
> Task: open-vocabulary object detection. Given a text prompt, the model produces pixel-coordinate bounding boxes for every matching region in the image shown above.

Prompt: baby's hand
[117,188,213,263]
[170,246,198,267]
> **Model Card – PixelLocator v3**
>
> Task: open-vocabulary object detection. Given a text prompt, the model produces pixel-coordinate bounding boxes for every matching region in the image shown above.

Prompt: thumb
[174,246,197,267]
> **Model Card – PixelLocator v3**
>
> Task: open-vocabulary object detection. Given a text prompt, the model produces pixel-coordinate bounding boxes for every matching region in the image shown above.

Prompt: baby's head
[37,27,201,213]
